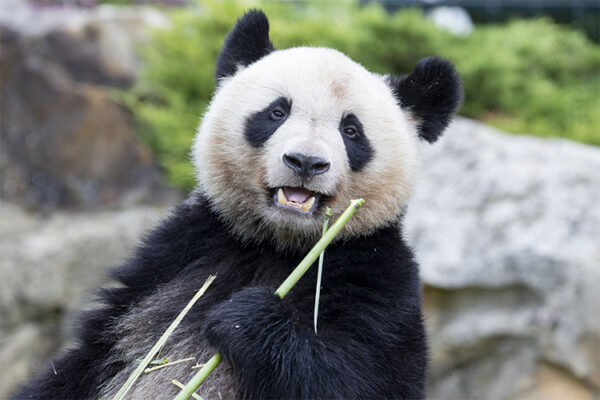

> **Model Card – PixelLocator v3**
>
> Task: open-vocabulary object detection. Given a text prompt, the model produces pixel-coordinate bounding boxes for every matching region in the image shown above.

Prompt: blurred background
[0,0,598,399]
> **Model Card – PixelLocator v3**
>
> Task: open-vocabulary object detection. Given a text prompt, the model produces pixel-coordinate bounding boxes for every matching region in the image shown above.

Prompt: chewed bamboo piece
[314,207,331,334]
[144,357,195,373]
[174,199,365,400]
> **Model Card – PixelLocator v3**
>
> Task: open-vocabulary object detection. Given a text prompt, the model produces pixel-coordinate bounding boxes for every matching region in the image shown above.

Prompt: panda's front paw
[203,286,287,358]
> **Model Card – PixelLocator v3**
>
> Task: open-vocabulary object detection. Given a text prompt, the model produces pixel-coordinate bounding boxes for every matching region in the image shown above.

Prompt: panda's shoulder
[327,223,421,289]
[112,195,225,288]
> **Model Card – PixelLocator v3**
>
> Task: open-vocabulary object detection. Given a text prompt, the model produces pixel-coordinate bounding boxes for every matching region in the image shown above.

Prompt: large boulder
[406,117,600,399]
[0,202,170,398]
[0,2,174,211]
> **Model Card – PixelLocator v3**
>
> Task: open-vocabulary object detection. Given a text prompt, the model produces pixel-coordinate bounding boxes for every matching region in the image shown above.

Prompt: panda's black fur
[216,10,274,80]
[14,9,462,400]
[386,58,463,143]
[15,195,425,399]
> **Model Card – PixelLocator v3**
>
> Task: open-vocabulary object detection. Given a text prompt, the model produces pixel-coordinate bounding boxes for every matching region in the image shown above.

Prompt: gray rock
[406,117,600,399]
[0,324,56,400]
[0,1,169,87]
[0,202,169,331]
[0,1,175,211]
[0,201,169,398]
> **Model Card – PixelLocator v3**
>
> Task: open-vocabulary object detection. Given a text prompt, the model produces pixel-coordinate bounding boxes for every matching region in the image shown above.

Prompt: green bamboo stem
[274,199,364,298]
[173,352,221,400]
[170,380,204,400]
[112,275,216,400]
[174,199,364,400]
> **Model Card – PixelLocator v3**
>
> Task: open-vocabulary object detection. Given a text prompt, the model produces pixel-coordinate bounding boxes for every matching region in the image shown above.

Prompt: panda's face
[194,48,418,248]
[193,11,461,249]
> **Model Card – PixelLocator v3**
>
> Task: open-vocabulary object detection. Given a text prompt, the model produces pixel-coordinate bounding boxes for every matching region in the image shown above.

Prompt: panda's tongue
[283,187,312,203]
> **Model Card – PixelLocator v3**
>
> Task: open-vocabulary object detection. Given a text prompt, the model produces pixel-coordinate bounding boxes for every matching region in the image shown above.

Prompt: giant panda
[15,10,461,400]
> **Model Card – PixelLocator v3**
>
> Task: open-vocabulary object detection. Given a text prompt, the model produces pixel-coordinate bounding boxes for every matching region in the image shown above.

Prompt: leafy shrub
[123,0,600,191]
[444,19,600,146]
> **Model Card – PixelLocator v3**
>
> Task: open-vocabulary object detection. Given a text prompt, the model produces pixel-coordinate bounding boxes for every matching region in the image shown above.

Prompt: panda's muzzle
[273,187,321,214]
[269,152,329,214]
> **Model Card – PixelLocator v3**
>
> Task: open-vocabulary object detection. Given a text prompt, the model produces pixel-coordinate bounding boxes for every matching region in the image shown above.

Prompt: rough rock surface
[405,117,600,399]
[0,1,173,211]
[0,202,170,398]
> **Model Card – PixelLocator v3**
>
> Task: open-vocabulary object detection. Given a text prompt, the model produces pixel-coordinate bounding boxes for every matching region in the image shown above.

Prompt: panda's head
[193,10,462,250]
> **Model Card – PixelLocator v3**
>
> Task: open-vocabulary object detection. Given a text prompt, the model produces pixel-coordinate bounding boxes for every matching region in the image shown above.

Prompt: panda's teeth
[276,188,316,212]
[286,201,301,209]
[301,196,315,212]
[277,188,287,205]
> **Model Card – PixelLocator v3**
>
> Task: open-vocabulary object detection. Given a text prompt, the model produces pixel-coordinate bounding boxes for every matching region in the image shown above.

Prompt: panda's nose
[282,152,330,179]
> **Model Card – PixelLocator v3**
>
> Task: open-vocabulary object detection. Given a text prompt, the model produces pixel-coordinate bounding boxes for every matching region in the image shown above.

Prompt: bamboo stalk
[274,199,364,298]
[174,199,364,400]
[112,275,216,400]
[314,207,331,334]
[173,352,221,400]
[171,380,203,400]
[144,357,196,373]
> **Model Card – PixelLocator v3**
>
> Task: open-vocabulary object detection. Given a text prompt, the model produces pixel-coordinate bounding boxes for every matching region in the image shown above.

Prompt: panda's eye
[342,125,358,138]
[270,107,287,121]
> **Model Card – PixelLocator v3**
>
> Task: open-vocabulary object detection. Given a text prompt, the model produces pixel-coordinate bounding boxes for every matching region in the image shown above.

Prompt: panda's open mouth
[272,187,321,214]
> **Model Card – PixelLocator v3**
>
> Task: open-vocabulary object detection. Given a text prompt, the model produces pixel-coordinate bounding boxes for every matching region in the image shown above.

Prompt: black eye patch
[339,114,373,171]
[244,97,291,147]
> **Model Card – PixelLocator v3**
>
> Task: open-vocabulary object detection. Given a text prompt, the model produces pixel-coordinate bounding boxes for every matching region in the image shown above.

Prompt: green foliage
[124,0,600,190]
[444,19,600,146]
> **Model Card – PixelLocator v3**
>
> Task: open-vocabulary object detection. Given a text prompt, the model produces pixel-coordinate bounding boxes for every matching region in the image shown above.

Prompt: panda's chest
[100,252,310,400]
[100,283,238,400]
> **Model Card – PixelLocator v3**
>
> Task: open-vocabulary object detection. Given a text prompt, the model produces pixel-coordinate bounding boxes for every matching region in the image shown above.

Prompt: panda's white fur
[194,47,419,249]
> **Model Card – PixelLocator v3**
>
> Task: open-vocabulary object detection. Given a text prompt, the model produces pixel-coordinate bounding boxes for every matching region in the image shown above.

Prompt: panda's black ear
[215,10,275,80]
[386,57,462,143]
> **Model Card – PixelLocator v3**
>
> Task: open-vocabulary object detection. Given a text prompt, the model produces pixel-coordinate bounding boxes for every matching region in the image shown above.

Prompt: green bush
[123,0,600,191]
